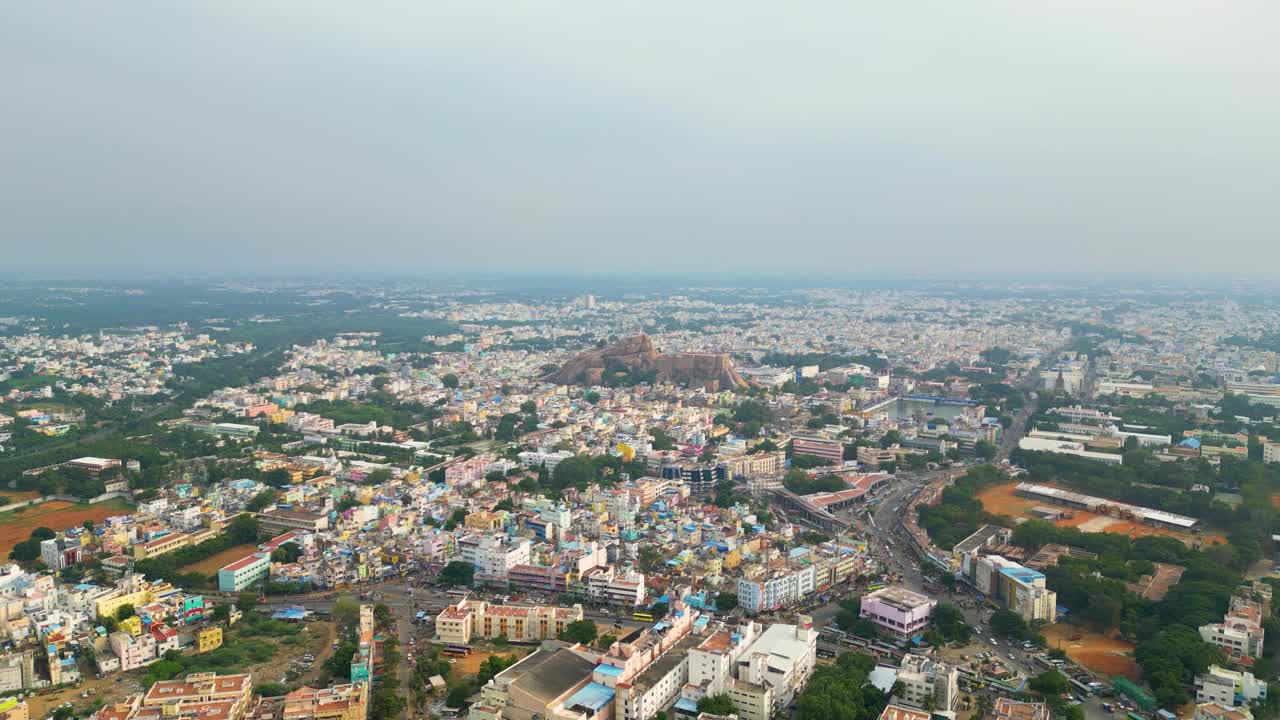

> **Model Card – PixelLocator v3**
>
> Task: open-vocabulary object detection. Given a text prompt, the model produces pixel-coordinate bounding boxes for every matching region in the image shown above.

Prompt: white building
[895,653,958,710]
[736,566,816,614]
[1196,665,1267,706]
[457,535,531,581]
[734,623,817,715]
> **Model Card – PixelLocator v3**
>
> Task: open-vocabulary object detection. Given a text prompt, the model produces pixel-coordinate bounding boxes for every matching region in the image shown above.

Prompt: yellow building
[464,511,503,531]
[133,533,190,560]
[119,616,143,637]
[197,627,223,654]
[96,589,154,619]
[722,549,742,570]
[0,697,29,720]
[436,600,582,645]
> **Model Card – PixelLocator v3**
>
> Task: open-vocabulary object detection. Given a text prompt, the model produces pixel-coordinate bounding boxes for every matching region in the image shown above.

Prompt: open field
[180,543,261,575]
[451,646,531,676]
[0,490,44,503]
[0,498,133,555]
[1042,623,1139,680]
[974,482,1223,546]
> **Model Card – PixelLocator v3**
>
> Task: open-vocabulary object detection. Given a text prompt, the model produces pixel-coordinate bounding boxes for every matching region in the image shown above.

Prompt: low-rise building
[218,554,270,592]
[860,586,935,639]
[1196,665,1267,706]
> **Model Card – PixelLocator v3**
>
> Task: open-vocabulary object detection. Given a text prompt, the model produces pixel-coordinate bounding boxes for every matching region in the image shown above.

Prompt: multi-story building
[1201,595,1266,661]
[718,451,785,480]
[1196,665,1267,706]
[1262,440,1280,465]
[790,437,844,465]
[108,631,157,671]
[896,653,958,710]
[434,600,583,645]
[860,586,935,639]
[197,628,223,654]
[218,553,270,592]
[736,565,816,614]
[733,623,817,717]
[257,509,329,538]
[583,566,646,606]
[40,538,81,571]
[281,683,368,720]
[133,533,190,560]
[458,535,531,583]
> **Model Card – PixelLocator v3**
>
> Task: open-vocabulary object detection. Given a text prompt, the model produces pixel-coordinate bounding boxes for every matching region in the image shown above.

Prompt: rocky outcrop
[544,334,746,391]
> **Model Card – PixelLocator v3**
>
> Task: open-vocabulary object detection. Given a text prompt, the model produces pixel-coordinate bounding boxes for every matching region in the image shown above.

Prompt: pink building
[860,586,935,638]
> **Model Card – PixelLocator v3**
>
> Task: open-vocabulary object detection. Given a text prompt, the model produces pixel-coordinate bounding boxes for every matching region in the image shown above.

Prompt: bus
[632,612,654,622]
[446,589,468,598]
[443,643,473,656]
[1127,713,1145,720]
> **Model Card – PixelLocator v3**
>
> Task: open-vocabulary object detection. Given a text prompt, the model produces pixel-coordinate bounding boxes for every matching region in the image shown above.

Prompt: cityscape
[0,279,1276,720]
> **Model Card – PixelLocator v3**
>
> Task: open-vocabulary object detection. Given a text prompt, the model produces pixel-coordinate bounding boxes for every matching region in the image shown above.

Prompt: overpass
[769,488,851,533]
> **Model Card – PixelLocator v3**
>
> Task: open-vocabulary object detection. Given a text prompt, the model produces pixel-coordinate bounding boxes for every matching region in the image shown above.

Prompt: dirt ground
[0,490,44,503]
[0,499,133,555]
[1041,623,1139,680]
[27,669,143,720]
[974,483,1224,546]
[1125,562,1184,601]
[446,646,531,677]
[179,543,261,575]
[251,620,338,687]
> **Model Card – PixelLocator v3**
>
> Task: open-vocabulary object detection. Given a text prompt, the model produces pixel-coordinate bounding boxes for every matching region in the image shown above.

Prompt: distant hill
[543,334,746,391]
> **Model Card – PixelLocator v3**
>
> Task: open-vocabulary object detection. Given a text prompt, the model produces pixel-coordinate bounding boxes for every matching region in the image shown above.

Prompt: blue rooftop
[675,698,699,713]
[566,683,615,712]
[594,664,623,677]
[999,567,1045,583]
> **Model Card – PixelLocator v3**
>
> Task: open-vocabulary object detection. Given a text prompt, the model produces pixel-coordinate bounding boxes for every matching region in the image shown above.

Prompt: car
[989,639,998,646]
[1007,653,1016,661]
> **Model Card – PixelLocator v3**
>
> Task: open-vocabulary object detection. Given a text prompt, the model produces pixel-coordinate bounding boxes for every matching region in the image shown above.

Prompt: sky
[2,2,1279,277]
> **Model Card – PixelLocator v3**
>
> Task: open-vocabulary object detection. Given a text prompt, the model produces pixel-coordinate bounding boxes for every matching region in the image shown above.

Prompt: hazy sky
[3,3,1278,276]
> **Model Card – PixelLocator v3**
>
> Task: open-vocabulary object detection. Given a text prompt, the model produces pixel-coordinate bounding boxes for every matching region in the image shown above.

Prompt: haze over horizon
[3,2,1279,277]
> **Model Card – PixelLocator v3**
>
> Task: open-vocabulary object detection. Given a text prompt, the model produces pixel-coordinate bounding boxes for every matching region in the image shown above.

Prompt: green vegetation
[133,515,261,588]
[558,619,598,645]
[914,465,1004,549]
[795,652,889,720]
[783,468,846,495]
[438,560,474,587]
[925,603,973,645]
[696,694,737,716]
[140,611,300,687]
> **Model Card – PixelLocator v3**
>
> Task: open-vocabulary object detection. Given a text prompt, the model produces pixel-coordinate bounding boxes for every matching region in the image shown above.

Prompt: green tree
[438,561,475,587]
[715,593,739,611]
[697,694,737,716]
[649,427,676,450]
[558,620,598,645]
[236,592,258,611]
[441,373,460,389]
[246,488,278,511]
[974,440,997,460]
[1029,670,1068,696]
[115,603,136,620]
